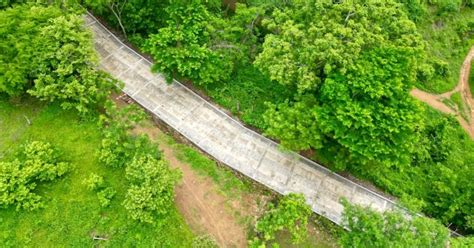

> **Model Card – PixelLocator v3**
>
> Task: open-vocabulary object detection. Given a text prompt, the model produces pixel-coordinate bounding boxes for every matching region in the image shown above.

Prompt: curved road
[85,13,403,227]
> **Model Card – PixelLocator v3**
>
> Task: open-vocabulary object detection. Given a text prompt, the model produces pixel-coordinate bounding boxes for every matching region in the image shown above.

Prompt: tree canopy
[257,0,425,168]
[0,4,115,113]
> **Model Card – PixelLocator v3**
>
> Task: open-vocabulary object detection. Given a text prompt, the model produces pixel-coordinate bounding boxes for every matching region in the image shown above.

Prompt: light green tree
[0,4,115,114]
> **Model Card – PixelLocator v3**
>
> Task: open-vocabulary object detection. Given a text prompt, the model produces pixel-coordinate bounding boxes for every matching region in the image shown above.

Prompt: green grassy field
[0,96,194,247]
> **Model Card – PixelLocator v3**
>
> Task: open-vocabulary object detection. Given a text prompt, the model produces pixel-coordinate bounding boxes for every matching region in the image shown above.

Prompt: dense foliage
[367,108,474,233]
[86,0,474,233]
[0,4,115,113]
[0,141,69,210]
[257,0,425,168]
[143,1,231,84]
[83,0,167,41]
[250,193,312,246]
[340,201,449,248]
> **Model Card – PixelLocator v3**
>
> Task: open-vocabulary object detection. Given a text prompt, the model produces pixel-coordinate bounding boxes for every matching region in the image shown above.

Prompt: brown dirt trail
[133,125,248,248]
[411,46,474,138]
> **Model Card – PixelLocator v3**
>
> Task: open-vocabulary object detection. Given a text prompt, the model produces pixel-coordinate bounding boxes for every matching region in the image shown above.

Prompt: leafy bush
[0,141,69,210]
[83,173,104,191]
[123,155,180,223]
[96,187,116,207]
[250,193,312,247]
[340,200,449,248]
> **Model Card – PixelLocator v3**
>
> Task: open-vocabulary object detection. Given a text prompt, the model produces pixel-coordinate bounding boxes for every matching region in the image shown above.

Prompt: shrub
[0,141,69,210]
[96,187,116,207]
[82,173,104,191]
[97,103,155,168]
[250,193,312,247]
[192,235,219,248]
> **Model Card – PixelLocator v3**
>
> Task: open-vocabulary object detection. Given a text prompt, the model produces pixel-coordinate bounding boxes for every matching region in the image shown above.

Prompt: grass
[441,97,457,111]
[416,6,474,93]
[450,92,469,121]
[0,96,194,247]
[450,91,471,123]
[451,92,464,111]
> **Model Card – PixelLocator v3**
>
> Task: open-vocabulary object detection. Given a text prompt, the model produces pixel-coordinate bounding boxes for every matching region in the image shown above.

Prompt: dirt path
[133,125,248,248]
[411,46,474,138]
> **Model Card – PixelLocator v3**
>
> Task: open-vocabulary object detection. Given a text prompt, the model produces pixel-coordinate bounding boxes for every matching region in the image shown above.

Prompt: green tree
[0,4,115,113]
[143,1,231,84]
[83,0,168,40]
[340,200,449,248]
[208,3,265,64]
[316,48,424,168]
[396,0,427,22]
[28,14,115,113]
[256,0,425,168]
[0,4,62,95]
